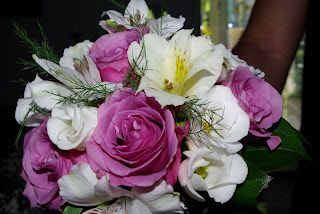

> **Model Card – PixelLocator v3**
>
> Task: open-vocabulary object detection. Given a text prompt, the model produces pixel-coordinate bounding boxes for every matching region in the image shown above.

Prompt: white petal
[149,15,186,38]
[95,175,133,201]
[219,45,265,78]
[104,10,128,26]
[24,75,42,97]
[29,81,73,109]
[133,180,184,213]
[160,15,186,38]
[196,85,250,153]
[47,105,98,150]
[59,40,93,70]
[185,41,223,89]
[125,0,149,21]
[82,203,123,214]
[124,197,152,214]
[58,164,107,206]
[205,150,248,203]
[207,184,237,203]
[169,29,192,57]
[188,148,220,177]
[190,36,213,60]
[127,41,146,76]
[143,88,188,107]
[15,98,43,127]
[181,68,218,98]
[190,173,208,192]
[84,55,102,85]
[15,76,73,127]
[141,33,171,77]
[32,54,86,88]
[178,159,205,202]
[224,153,248,184]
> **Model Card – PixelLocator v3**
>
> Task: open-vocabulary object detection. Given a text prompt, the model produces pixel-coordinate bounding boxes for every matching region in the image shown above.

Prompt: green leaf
[232,118,311,210]
[62,206,83,214]
[242,118,310,174]
[257,202,268,214]
[232,161,271,208]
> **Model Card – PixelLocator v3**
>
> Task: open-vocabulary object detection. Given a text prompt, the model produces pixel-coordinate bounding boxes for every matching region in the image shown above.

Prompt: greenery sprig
[13,21,59,75]
[172,98,228,149]
[14,104,50,146]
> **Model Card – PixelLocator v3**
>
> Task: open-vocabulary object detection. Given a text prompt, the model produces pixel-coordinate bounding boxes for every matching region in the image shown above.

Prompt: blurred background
[0,0,304,213]
[199,0,303,131]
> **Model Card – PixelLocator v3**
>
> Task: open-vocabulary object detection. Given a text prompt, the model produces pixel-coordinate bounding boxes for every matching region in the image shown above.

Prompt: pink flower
[21,118,87,211]
[89,29,148,83]
[227,66,283,150]
[86,88,180,187]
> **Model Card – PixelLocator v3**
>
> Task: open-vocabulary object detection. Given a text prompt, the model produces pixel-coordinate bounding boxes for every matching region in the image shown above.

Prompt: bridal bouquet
[14,0,309,213]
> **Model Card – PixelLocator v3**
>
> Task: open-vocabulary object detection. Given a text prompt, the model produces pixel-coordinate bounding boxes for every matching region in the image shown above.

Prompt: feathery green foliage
[13,20,59,74]
[14,104,50,146]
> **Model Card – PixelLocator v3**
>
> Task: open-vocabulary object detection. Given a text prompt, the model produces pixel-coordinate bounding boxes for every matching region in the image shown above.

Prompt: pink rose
[227,66,283,150]
[86,88,180,187]
[21,118,87,211]
[89,29,148,83]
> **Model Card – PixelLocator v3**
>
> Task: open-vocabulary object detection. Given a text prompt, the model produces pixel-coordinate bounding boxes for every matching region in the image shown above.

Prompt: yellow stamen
[196,167,207,178]
[203,121,212,133]
[173,53,188,88]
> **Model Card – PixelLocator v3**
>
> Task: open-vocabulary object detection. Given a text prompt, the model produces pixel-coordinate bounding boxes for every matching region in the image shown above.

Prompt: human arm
[232,0,308,93]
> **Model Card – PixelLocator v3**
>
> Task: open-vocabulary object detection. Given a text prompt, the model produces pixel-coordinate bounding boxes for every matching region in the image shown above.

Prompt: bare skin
[232,0,308,93]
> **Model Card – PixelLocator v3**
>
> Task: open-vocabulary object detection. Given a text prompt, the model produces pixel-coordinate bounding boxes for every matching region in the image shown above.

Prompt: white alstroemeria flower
[47,104,98,150]
[215,44,265,83]
[58,164,185,214]
[196,85,250,153]
[33,41,101,88]
[100,0,149,33]
[100,0,185,38]
[58,163,111,206]
[178,145,248,203]
[15,75,73,127]
[128,29,223,107]
[147,14,186,39]
[59,40,93,70]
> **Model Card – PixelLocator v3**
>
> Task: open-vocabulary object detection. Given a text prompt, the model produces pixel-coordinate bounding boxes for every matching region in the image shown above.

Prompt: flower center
[203,121,212,134]
[196,166,208,178]
[173,53,189,88]
[163,50,192,95]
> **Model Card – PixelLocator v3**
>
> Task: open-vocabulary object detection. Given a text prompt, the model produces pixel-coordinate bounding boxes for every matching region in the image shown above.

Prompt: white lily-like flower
[100,0,185,38]
[47,104,98,150]
[59,40,93,70]
[33,40,101,88]
[100,0,149,34]
[15,75,73,127]
[147,14,186,39]
[178,144,248,203]
[196,85,250,153]
[128,29,223,107]
[58,164,185,214]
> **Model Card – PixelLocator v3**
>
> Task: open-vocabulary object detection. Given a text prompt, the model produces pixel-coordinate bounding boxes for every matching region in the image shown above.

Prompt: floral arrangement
[14,0,310,213]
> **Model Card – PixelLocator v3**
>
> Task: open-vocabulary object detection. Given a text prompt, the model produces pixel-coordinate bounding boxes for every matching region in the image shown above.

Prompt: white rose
[47,104,98,150]
[178,145,248,203]
[196,85,250,153]
[15,75,73,127]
